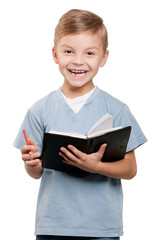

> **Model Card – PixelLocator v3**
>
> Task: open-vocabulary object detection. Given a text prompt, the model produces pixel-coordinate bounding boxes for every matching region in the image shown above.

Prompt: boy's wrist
[95,161,105,175]
[24,162,43,179]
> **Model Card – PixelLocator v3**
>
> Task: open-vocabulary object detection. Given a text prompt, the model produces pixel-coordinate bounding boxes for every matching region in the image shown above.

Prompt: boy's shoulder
[98,88,127,111]
[29,89,59,113]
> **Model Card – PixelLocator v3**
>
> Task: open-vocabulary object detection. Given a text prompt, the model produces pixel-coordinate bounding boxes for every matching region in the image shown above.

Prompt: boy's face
[52,31,108,96]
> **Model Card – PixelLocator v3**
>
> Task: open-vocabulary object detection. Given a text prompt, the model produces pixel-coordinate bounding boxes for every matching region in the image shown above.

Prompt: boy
[14,9,147,240]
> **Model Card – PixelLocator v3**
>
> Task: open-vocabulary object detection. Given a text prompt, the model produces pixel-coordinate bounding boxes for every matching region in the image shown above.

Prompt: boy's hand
[21,138,41,168]
[59,144,107,173]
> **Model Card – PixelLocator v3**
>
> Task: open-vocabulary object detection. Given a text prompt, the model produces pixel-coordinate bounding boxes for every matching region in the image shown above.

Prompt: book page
[49,114,113,140]
[88,127,122,138]
[88,113,113,136]
[49,130,86,139]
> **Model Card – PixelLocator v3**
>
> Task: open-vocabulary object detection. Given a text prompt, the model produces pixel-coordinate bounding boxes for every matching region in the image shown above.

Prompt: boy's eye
[64,50,72,54]
[87,51,95,56]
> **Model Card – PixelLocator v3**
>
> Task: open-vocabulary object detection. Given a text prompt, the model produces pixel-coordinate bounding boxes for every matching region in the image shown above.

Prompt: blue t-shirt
[14,87,147,237]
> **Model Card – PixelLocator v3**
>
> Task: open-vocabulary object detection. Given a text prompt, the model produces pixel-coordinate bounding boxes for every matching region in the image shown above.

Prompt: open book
[49,113,120,139]
[41,113,131,173]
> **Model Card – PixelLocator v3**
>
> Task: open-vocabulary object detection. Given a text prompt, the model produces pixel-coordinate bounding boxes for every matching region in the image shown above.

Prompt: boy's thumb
[27,137,36,146]
[98,144,107,157]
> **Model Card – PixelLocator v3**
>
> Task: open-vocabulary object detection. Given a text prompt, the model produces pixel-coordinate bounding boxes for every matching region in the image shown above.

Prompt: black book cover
[41,126,131,173]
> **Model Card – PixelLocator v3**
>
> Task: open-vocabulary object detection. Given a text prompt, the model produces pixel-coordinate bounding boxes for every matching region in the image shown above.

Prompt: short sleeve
[13,106,45,154]
[113,105,147,152]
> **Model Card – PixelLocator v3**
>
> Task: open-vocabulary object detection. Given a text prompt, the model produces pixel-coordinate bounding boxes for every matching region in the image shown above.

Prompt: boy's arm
[59,144,137,180]
[21,138,43,179]
[96,150,137,179]
[24,163,43,179]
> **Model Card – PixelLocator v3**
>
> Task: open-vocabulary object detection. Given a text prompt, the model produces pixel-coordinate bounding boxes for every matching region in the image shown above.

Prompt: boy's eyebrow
[85,46,99,50]
[61,44,73,48]
[60,44,99,50]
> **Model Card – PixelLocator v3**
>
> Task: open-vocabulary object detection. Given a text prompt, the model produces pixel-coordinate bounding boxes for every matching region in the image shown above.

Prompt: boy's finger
[25,159,41,168]
[30,151,41,159]
[22,153,32,161]
[21,145,35,154]
[98,144,107,158]
[60,147,79,163]
[27,138,38,150]
[27,137,35,144]
[22,151,41,161]
[67,145,84,160]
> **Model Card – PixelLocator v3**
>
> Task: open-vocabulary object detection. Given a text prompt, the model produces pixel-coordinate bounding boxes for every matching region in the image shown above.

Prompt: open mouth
[68,69,88,77]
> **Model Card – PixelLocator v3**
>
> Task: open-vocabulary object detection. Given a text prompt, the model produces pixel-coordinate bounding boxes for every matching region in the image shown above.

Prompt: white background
[0,0,158,239]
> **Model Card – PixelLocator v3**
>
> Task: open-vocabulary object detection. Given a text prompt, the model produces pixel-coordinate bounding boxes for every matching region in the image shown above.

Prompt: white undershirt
[60,87,96,113]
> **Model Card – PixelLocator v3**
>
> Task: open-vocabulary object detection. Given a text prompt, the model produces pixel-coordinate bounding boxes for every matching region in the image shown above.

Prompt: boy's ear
[52,47,58,64]
[100,50,109,67]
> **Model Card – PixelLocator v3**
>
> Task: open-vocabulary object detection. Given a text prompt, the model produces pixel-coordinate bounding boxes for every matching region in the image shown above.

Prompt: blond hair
[54,9,108,52]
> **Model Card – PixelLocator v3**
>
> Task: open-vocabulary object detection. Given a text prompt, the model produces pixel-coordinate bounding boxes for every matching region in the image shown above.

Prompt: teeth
[70,70,86,74]
[69,70,87,77]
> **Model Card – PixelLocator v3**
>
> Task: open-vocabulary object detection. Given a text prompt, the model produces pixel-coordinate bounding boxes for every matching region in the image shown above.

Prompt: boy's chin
[66,82,95,93]
[68,79,93,88]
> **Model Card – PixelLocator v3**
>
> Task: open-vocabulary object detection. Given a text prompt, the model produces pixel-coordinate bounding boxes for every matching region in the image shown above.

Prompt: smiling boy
[52,31,108,98]
[14,9,147,240]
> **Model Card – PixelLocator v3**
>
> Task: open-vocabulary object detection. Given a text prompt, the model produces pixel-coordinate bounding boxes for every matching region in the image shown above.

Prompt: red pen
[23,129,32,154]
[23,129,29,145]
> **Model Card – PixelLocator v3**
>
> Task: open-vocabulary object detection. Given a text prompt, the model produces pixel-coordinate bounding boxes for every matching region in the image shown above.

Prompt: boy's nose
[72,54,84,65]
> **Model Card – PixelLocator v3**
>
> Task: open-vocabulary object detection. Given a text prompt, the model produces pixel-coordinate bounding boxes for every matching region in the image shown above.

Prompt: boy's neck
[61,82,95,99]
